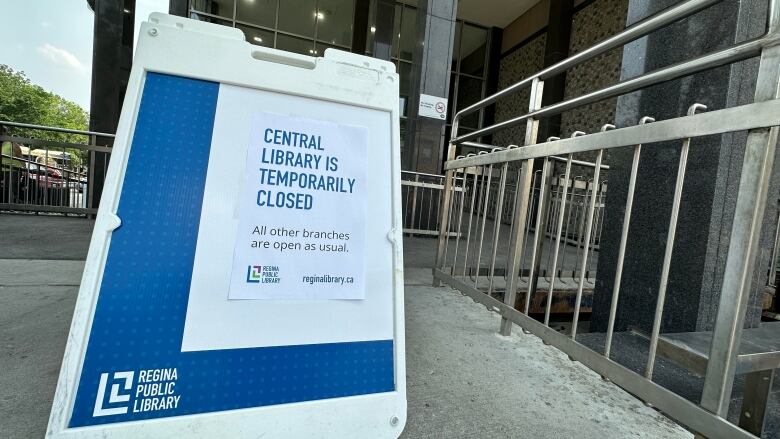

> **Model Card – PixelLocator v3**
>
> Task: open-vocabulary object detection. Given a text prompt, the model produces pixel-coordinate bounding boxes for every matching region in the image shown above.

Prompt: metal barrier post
[571,124,612,339]
[646,104,705,379]
[700,37,780,417]
[487,161,508,294]
[410,173,419,232]
[434,119,460,285]
[525,157,553,314]
[500,159,533,336]
[499,78,544,336]
[604,116,654,358]
[87,134,97,215]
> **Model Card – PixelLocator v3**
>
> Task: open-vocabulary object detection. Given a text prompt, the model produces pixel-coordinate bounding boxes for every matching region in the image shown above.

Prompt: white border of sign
[46,13,406,438]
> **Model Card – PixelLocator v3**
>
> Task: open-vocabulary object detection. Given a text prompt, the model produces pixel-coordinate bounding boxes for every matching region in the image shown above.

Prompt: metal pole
[519,170,541,279]
[645,105,706,380]
[500,78,544,336]
[504,153,522,278]
[469,159,489,280]
[434,117,460,284]
[604,116,654,358]
[700,30,780,415]
[544,172,563,283]
[462,157,479,276]
[410,173,419,233]
[452,167,468,275]
[488,159,509,295]
[571,124,614,339]
[768,207,780,286]
[475,163,494,288]
[525,158,552,314]
[501,159,534,334]
[545,137,570,326]
[442,172,458,269]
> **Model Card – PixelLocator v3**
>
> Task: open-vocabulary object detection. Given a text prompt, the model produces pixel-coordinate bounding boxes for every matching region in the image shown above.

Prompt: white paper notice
[228,112,368,300]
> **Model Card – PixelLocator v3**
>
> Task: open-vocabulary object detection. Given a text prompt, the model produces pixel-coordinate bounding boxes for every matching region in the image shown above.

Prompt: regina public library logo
[246,265,263,283]
[93,368,181,417]
[93,371,134,416]
[246,265,280,284]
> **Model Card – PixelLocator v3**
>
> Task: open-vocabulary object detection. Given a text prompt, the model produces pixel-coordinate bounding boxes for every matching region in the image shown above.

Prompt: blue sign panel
[69,73,395,427]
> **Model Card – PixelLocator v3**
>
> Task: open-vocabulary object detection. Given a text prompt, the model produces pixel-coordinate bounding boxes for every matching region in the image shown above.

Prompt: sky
[0,0,169,112]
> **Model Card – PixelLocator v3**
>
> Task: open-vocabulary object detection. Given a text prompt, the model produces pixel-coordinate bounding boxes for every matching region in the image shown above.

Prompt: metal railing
[401,171,464,236]
[0,121,114,215]
[433,0,780,438]
[441,155,607,298]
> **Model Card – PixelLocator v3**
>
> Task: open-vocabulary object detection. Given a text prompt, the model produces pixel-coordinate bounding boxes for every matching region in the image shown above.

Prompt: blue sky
[1,0,169,112]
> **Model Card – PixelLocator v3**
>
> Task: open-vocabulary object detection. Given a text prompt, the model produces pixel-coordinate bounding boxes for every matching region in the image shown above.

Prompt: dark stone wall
[591,0,773,333]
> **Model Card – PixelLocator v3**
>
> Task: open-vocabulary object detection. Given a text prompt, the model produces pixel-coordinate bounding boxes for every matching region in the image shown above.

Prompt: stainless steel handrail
[444,98,780,170]
[452,37,766,144]
[451,0,724,124]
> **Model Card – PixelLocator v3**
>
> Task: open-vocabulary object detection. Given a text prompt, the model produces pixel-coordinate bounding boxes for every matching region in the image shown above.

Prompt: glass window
[316,0,355,47]
[447,72,456,123]
[278,0,316,38]
[236,0,276,28]
[458,24,487,77]
[237,24,274,48]
[398,61,412,116]
[315,41,341,55]
[398,6,416,61]
[456,75,483,128]
[191,0,235,19]
[277,34,316,55]
[400,119,408,155]
[392,5,401,58]
[190,12,232,26]
[365,0,376,54]
[451,21,461,72]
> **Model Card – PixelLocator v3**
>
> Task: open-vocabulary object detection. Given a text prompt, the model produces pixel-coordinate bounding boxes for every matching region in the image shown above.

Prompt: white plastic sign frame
[46,13,406,438]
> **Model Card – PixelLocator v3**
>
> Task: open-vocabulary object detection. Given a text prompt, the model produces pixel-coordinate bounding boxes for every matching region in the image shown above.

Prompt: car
[27,163,65,188]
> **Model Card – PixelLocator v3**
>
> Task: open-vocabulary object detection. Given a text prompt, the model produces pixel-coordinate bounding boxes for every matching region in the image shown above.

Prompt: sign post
[47,13,406,438]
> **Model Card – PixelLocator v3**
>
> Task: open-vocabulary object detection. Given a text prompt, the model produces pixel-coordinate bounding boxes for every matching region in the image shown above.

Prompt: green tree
[0,64,91,166]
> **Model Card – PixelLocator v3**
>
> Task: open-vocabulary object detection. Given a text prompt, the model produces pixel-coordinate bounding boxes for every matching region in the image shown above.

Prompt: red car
[27,164,65,188]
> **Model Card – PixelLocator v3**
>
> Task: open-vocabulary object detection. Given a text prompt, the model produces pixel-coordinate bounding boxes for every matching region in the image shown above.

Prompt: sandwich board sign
[46,13,406,438]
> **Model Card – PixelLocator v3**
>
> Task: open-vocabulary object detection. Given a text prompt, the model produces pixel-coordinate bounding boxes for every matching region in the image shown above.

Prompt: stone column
[591,0,778,333]
[168,0,188,16]
[538,0,573,141]
[404,0,458,174]
[351,0,371,55]
[89,0,134,209]
[372,0,396,61]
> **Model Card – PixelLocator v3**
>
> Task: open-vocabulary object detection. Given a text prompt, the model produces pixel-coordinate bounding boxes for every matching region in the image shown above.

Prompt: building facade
[180,0,495,174]
[86,0,648,177]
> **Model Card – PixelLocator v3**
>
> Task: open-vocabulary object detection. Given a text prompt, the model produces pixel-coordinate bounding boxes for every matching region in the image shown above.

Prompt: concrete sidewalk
[401,269,689,438]
[0,214,94,260]
[0,255,690,438]
[0,215,689,438]
[0,262,80,439]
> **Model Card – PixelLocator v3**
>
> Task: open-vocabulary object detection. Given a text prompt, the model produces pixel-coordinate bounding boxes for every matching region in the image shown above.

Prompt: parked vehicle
[27,163,65,188]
